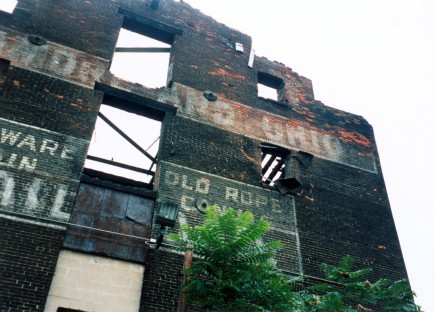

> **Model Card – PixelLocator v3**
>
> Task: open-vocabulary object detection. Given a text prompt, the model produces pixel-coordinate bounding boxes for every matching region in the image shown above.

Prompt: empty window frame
[257,72,284,101]
[0,0,17,13]
[84,99,162,188]
[110,13,181,88]
[0,58,11,85]
[261,143,289,186]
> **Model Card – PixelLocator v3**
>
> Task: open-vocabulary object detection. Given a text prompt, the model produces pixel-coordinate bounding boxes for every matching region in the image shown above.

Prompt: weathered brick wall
[156,160,301,273]
[1,1,107,310]
[0,217,64,311]
[0,66,98,220]
[294,157,407,281]
[159,115,261,185]
[140,249,184,312]
[0,0,409,310]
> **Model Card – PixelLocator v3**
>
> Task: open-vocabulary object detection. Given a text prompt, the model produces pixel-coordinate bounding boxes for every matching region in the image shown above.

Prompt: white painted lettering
[1,128,21,145]
[310,129,324,152]
[195,178,210,194]
[7,153,17,166]
[17,134,36,151]
[77,60,95,84]
[323,135,343,160]
[256,195,268,208]
[263,116,285,141]
[225,187,238,202]
[271,199,282,212]
[287,126,311,149]
[40,139,59,156]
[240,191,253,206]
[0,170,14,207]
[181,175,193,191]
[50,184,70,220]
[0,31,7,50]
[18,156,37,171]
[212,102,235,126]
[0,170,72,220]
[25,178,42,211]
[51,50,77,75]
[165,171,179,185]
[180,195,195,211]
[60,146,74,159]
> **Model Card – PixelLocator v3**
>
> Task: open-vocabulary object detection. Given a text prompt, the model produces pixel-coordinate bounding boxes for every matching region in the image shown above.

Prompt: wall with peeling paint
[0,0,408,311]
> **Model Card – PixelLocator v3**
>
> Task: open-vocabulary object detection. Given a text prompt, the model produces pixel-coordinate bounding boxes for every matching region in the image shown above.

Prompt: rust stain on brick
[200,178,211,184]
[208,68,245,81]
[53,93,64,99]
[70,103,91,111]
[240,148,257,163]
[238,172,247,182]
[337,129,371,146]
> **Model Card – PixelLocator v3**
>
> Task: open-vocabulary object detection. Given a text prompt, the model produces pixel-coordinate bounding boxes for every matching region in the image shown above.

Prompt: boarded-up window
[64,183,154,262]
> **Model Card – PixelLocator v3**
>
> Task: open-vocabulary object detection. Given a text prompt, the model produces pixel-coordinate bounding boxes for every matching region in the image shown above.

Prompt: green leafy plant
[170,206,303,311]
[170,206,421,312]
[307,256,421,311]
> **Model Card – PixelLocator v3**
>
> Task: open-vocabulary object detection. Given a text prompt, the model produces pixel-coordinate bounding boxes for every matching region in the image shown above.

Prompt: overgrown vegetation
[170,206,421,311]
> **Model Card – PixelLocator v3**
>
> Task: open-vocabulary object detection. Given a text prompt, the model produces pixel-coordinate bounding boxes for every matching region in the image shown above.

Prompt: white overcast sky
[184,0,435,310]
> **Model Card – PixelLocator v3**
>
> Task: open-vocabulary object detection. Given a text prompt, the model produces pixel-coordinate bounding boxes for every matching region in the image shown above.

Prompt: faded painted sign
[0,118,87,221]
[0,29,106,88]
[158,161,303,273]
[0,117,88,178]
[174,84,377,172]
[0,169,76,221]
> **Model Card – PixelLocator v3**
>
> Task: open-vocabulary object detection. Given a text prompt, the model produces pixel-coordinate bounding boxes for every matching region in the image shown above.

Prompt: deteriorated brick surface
[0,218,64,312]
[0,0,408,311]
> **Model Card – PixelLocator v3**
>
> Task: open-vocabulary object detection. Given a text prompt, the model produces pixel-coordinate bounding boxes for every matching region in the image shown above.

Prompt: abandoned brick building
[0,0,409,311]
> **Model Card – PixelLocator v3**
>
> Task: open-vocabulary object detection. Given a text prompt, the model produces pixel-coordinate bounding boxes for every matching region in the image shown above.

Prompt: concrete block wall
[45,250,144,312]
[0,0,409,311]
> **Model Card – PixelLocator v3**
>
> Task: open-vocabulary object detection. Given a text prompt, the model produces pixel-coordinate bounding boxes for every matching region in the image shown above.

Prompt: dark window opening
[0,58,11,85]
[84,98,162,189]
[0,0,17,13]
[257,72,284,101]
[111,14,181,88]
[261,143,289,186]
[261,144,309,195]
